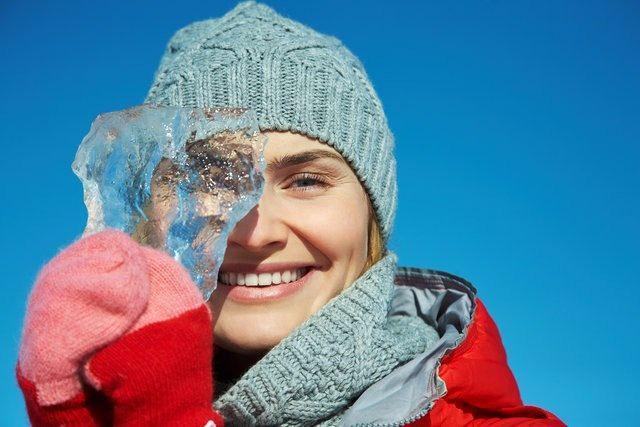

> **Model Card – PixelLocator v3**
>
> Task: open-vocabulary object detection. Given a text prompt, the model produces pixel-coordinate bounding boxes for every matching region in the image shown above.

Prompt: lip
[219,267,315,304]
[219,262,315,274]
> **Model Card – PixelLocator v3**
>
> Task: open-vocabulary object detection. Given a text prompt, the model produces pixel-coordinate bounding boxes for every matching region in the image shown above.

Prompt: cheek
[285,193,369,260]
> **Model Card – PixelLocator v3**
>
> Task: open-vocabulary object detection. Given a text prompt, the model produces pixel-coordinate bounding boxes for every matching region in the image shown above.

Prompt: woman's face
[207,131,370,354]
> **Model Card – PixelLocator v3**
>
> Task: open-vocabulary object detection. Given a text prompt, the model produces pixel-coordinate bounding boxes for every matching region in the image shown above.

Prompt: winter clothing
[145,0,398,243]
[342,266,566,426]
[16,230,566,426]
[16,230,224,426]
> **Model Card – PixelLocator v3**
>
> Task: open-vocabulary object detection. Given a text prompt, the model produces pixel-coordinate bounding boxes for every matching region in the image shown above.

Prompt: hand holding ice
[72,104,266,300]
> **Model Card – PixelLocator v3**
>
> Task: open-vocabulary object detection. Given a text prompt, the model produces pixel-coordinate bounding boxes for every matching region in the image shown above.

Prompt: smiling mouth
[217,267,313,287]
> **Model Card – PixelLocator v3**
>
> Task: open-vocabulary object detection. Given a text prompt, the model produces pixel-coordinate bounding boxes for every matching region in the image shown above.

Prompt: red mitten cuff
[16,364,111,426]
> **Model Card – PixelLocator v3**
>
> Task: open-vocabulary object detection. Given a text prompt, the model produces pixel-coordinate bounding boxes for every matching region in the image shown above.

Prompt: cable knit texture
[145,0,398,243]
[213,251,440,426]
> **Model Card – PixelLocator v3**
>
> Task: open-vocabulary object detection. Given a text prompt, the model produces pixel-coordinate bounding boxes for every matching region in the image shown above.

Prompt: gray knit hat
[145,0,397,243]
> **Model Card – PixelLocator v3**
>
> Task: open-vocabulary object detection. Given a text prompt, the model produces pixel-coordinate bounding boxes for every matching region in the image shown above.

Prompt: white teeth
[282,270,291,282]
[271,271,281,284]
[219,268,308,286]
[245,273,258,286]
[258,273,272,286]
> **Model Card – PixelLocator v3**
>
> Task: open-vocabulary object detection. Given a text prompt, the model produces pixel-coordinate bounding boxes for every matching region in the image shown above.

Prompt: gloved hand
[16,229,224,426]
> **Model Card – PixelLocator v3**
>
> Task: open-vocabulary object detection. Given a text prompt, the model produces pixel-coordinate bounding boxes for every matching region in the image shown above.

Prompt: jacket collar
[340,266,478,425]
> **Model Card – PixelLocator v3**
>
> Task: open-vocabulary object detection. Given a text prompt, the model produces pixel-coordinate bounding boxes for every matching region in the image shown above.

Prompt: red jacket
[408,297,565,426]
[340,266,566,426]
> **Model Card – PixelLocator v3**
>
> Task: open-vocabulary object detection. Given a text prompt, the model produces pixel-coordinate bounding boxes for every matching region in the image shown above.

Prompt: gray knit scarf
[213,252,440,426]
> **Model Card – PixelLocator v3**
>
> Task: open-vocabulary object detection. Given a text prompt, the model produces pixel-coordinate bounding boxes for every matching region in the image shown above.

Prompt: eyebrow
[266,149,347,174]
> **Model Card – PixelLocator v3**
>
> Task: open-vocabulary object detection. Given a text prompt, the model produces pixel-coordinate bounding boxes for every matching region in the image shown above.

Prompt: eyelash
[287,173,330,192]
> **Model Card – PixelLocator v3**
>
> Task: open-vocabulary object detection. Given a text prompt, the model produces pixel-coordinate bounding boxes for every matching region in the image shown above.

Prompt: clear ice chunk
[72,104,266,301]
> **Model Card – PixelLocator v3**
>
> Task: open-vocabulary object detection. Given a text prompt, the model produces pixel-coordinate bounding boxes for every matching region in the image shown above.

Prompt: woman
[16,1,566,425]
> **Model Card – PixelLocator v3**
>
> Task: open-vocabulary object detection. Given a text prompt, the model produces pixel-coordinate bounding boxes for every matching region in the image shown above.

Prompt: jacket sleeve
[407,297,566,427]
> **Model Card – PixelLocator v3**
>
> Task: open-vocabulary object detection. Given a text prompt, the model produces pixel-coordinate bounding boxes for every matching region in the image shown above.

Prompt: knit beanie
[145,0,398,243]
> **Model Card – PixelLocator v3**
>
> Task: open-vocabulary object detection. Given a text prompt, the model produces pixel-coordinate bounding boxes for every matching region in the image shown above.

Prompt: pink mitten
[16,229,224,426]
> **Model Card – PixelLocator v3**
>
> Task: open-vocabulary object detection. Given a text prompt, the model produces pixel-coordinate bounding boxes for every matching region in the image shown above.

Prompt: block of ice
[72,104,266,300]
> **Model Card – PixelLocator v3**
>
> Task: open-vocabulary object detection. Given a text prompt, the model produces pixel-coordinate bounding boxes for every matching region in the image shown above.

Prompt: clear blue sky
[1,1,638,425]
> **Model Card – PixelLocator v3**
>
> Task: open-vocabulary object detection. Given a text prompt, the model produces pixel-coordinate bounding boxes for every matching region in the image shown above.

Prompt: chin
[214,312,300,355]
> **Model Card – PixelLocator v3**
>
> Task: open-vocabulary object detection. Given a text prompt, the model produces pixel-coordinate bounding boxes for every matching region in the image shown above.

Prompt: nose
[225,190,287,253]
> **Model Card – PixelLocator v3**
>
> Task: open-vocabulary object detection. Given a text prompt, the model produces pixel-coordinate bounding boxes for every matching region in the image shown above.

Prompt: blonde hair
[359,196,385,278]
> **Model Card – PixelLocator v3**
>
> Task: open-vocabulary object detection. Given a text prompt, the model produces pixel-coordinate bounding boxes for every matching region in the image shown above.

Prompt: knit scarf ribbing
[213,252,440,426]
